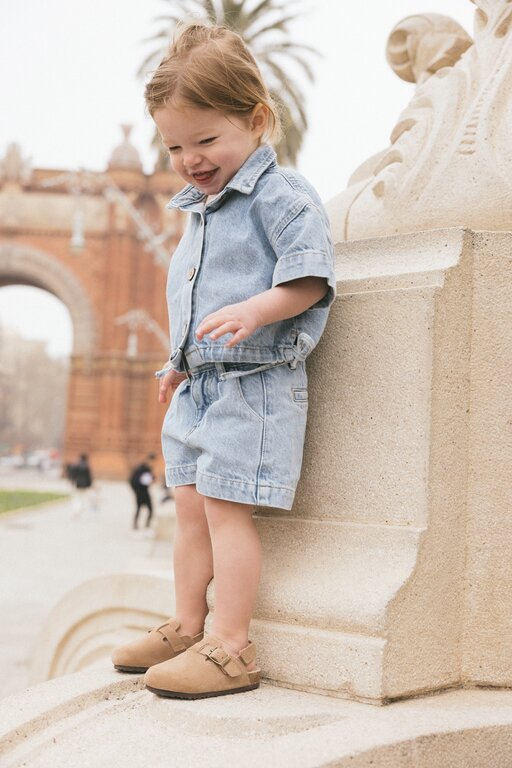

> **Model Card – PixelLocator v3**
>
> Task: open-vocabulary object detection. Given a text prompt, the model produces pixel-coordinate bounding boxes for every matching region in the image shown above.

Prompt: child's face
[154,104,267,195]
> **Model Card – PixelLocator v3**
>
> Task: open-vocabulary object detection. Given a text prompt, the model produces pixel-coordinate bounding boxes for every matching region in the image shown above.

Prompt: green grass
[0,489,69,515]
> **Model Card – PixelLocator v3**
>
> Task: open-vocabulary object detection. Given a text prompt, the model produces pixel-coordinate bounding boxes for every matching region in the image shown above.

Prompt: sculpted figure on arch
[328,0,512,241]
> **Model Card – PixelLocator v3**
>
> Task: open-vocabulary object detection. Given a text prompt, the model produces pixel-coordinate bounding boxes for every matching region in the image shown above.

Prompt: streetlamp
[115,309,169,358]
[40,170,175,267]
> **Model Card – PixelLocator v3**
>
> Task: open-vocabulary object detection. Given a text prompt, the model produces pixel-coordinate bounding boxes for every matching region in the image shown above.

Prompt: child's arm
[196,276,328,348]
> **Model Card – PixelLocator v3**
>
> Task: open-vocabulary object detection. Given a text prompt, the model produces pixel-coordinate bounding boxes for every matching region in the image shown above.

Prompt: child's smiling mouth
[192,169,218,184]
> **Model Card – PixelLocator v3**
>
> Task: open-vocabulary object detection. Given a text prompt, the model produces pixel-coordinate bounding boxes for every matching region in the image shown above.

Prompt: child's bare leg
[204,496,261,659]
[173,484,213,636]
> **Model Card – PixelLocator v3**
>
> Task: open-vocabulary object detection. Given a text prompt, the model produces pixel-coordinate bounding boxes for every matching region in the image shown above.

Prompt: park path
[0,468,173,699]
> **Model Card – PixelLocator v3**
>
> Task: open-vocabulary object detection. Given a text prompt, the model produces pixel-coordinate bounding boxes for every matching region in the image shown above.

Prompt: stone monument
[0,127,181,478]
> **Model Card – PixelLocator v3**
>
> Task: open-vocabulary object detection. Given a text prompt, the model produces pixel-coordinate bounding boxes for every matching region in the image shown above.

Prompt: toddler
[112,23,336,699]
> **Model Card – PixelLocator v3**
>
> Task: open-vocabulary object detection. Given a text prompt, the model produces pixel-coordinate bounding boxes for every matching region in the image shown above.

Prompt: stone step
[3,666,512,767]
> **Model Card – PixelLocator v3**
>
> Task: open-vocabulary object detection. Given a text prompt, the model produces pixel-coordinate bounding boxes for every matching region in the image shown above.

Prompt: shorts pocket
[292,387,308,404]
[236,373,265,422]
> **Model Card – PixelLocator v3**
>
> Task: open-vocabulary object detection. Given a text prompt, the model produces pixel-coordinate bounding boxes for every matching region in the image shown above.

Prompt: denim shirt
[161,145,336,374]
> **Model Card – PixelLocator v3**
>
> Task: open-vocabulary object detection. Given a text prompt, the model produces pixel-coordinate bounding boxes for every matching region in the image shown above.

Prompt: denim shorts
[161,360,309,510]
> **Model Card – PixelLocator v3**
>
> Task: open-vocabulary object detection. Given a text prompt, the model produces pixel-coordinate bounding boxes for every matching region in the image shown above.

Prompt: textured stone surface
[31,572,173,683]
[463,231,512,686]
[3,669,512,768]
[255,228,470,701]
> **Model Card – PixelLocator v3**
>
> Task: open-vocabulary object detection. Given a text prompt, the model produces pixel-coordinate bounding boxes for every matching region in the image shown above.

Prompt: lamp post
[40,170,175,268]
[115,309,169,358]
[40,168,173,359]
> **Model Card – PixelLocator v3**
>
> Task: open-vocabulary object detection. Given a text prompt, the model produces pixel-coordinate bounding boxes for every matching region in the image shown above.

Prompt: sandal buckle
[205,646,230,668]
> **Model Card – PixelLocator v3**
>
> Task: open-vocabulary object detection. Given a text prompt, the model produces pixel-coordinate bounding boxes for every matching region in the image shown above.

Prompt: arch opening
[0,284,72,461]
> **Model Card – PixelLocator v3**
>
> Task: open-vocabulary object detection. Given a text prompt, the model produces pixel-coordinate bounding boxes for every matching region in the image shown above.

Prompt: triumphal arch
[0,128,182,477]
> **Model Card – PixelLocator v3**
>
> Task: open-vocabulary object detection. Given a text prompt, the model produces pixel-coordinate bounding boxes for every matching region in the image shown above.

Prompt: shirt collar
[166,145,276,212]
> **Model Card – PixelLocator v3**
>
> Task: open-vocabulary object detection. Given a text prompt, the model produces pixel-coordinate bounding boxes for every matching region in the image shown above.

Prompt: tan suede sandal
[144,633,261,698]
[111,618,203,673]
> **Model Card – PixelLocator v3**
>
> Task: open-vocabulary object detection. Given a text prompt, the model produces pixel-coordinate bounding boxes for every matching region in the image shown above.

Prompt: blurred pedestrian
[129,453,155,529]
[69,453,93,518]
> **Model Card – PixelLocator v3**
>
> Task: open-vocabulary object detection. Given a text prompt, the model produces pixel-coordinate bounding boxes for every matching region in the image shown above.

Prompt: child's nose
[183,151,201,169]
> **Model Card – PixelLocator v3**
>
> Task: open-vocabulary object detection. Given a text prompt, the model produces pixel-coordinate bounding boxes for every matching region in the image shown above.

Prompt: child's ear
[250,103,269,137]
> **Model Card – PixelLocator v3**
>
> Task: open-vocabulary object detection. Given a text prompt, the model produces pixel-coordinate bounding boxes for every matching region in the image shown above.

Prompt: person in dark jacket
[129,454,155,529]
[74,454,92,488]
[70,454,93,517]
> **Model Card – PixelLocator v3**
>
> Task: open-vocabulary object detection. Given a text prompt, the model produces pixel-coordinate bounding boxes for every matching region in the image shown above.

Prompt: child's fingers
[225,328,249,347]
[158,378,171,403]
[196,314,223,339]
[158,370,182,404]
[209,320,240,339]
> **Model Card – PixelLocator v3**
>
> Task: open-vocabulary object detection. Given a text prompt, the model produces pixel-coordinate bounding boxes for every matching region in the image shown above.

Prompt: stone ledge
[3,666,512,767]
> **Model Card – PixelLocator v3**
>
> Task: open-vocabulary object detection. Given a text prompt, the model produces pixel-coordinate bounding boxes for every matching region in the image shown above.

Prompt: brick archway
[0,242,97,356]
[0,150,182,478]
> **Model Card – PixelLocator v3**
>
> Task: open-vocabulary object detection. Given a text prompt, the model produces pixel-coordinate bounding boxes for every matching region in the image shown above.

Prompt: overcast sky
[0,0,476,356]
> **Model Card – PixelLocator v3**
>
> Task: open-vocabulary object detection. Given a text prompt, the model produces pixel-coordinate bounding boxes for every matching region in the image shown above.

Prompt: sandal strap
[156,620,187,653]
[198,642,242,678]
[238,641,256,666]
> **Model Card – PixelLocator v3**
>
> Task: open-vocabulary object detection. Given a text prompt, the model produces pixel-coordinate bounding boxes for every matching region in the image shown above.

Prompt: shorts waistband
[183,352,292,382]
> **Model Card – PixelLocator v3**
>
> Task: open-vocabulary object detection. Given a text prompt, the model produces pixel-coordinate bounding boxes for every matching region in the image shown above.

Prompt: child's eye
[200,137,217,145]
[168,146,180,153]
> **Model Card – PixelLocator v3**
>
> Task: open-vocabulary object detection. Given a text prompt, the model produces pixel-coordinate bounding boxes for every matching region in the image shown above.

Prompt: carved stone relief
[327,0,512,241]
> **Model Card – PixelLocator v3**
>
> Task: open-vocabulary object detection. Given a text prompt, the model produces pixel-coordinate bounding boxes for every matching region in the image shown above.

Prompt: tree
[140,0,317,166]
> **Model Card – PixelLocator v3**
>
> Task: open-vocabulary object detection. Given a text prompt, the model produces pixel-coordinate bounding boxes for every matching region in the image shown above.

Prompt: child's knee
[175,484,206,521]
[204,496,255,528]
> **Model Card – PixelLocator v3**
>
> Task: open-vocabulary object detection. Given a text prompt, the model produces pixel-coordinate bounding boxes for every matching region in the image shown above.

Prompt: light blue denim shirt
[161,145,336,374]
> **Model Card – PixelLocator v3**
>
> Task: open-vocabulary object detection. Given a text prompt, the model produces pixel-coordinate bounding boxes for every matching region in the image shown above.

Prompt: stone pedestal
[248,227,512,702]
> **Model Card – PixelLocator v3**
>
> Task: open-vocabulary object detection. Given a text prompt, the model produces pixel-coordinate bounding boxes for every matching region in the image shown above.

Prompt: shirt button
[187,267,196,281]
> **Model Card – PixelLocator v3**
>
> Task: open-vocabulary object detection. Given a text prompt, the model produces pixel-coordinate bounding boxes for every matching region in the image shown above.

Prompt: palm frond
[264,60,308,127]
[197,0,217,21]
[138,49,168,76]
[267,40,319,57]
[245,0,286,25]
[271,97,303,165]
[244,15,299,45]
[270,48,317,82]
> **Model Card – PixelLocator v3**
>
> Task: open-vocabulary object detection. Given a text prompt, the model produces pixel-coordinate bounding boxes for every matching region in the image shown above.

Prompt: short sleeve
[271,202,336,309]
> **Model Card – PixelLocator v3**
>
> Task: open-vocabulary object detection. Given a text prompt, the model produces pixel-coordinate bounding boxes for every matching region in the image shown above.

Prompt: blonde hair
[145,23,281,145]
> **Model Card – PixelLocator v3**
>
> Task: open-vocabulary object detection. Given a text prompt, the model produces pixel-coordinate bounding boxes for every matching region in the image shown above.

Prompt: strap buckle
[204,645,231,668]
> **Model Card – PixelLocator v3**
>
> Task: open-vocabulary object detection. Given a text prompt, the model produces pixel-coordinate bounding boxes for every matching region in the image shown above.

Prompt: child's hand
[196,301,262,347]
[158,369,188,404]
